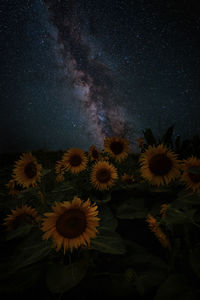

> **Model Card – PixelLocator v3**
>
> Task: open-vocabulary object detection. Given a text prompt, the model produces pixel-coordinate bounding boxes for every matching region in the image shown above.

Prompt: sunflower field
[0,127,200,299]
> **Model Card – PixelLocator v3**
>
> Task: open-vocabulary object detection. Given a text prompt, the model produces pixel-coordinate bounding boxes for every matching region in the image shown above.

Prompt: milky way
[44,0,135,148]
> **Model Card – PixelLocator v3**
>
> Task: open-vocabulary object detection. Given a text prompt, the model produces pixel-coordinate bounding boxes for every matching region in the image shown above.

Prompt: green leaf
[52,181,75,193]
[46,262,87,294]
[187,166,200,174]
[6,224,33,240]
[98,206,118,231]
[155,274,193,300]
[161,125,174,147]
[190,247,200,279]
[143,128,157,146]
[164,206,193,225]
[90,229,126,254]
[0,263,42,294]
[177,191,200,205]
[115,197,147,219]
[10,231,52,271]
[135,270,166,296]
[42,168,52,176]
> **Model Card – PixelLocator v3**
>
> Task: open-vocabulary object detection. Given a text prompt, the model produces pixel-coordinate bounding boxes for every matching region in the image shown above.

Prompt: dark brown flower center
[12,213,34,230]
[69,155,82,166]
[92,149,99,159]
[149,154,172,176]
[56,209,86,238]
[96,168,111,183]
[110,141,124,155]
[24,162,37,178]
[188,167,200,183]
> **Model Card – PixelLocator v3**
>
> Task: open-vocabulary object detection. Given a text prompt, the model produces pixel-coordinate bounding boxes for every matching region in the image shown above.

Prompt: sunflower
[6,179,24,195]
[88,145,101,161]
[41,197,99,253]
[121,173,135,184]
[3,205,40,231]
[180,156,200,193]
[139,144,180,186]
[160,204,168,219]
[90,161,118,190]
[104,137,130,162]
[146,214,171,249]
[61,148,88,174]
[12,153,42,188]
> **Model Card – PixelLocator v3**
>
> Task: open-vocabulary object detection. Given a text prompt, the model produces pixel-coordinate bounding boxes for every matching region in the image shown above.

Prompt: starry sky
[1,0,200,153]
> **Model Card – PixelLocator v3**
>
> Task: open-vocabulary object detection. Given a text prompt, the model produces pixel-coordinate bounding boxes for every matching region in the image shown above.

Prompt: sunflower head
[88,145,101,161]
[90,161,118,190]
[41,197,99,253]
[139,144,180,186]
[180,156,200,193]
[61,148,88,174]
[121,173,135,184]
[12,153,42,188]
[6,179,24,195]
[3,205,40,231]
[103,137,130,162]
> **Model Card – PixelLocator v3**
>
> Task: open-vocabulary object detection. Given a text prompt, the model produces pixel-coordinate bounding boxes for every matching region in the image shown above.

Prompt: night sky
[1,0,200,153]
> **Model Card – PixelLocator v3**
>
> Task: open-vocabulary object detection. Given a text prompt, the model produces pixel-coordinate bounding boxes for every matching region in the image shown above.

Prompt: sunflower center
[24,162,37,178]
[69,155,82,166]
[188,167,200,183]
[149,154,172,176]
[96,168,111,183]
[56,209,86,238]
[12,213,34,229]
[92,149,99,159]
[110,141,123,155]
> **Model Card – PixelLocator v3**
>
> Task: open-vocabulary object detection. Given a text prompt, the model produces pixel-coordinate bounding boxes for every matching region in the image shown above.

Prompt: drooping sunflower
[121,173,135,184]
[139,144,180,186]
[180,156,200,193]
[12,153,42,188]
[61,148,88,174]
[6,179,24,195]
[41,197,99,253]
[146,214,171,249]
[90,161,118,190]
[3,205,40,231]
[88,145,101,161]
[103,137,130,162]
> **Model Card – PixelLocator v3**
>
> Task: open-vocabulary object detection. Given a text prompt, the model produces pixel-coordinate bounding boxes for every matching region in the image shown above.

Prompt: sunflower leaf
[115,197,147,220]
[98,206,118,231]
[187,166,200,174]
[6,224,33,240]
[143,128,157,146]
[154,274,197,300]
[90,229,126,254]
[46,262,88,294]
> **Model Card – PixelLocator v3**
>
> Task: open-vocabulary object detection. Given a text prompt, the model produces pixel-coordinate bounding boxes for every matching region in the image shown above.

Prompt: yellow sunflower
[6,179,24,195]
[41,197,99,253]
[88,145,101,161]
[146,214,171,249]
[139,144,180,186]
[12,152,42,188]
[3,205,40,231]
[121,173,135,184]
[61,148,88,174]
[180,156,200,193]
[90,161,118,190]
[103,137,130,162]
